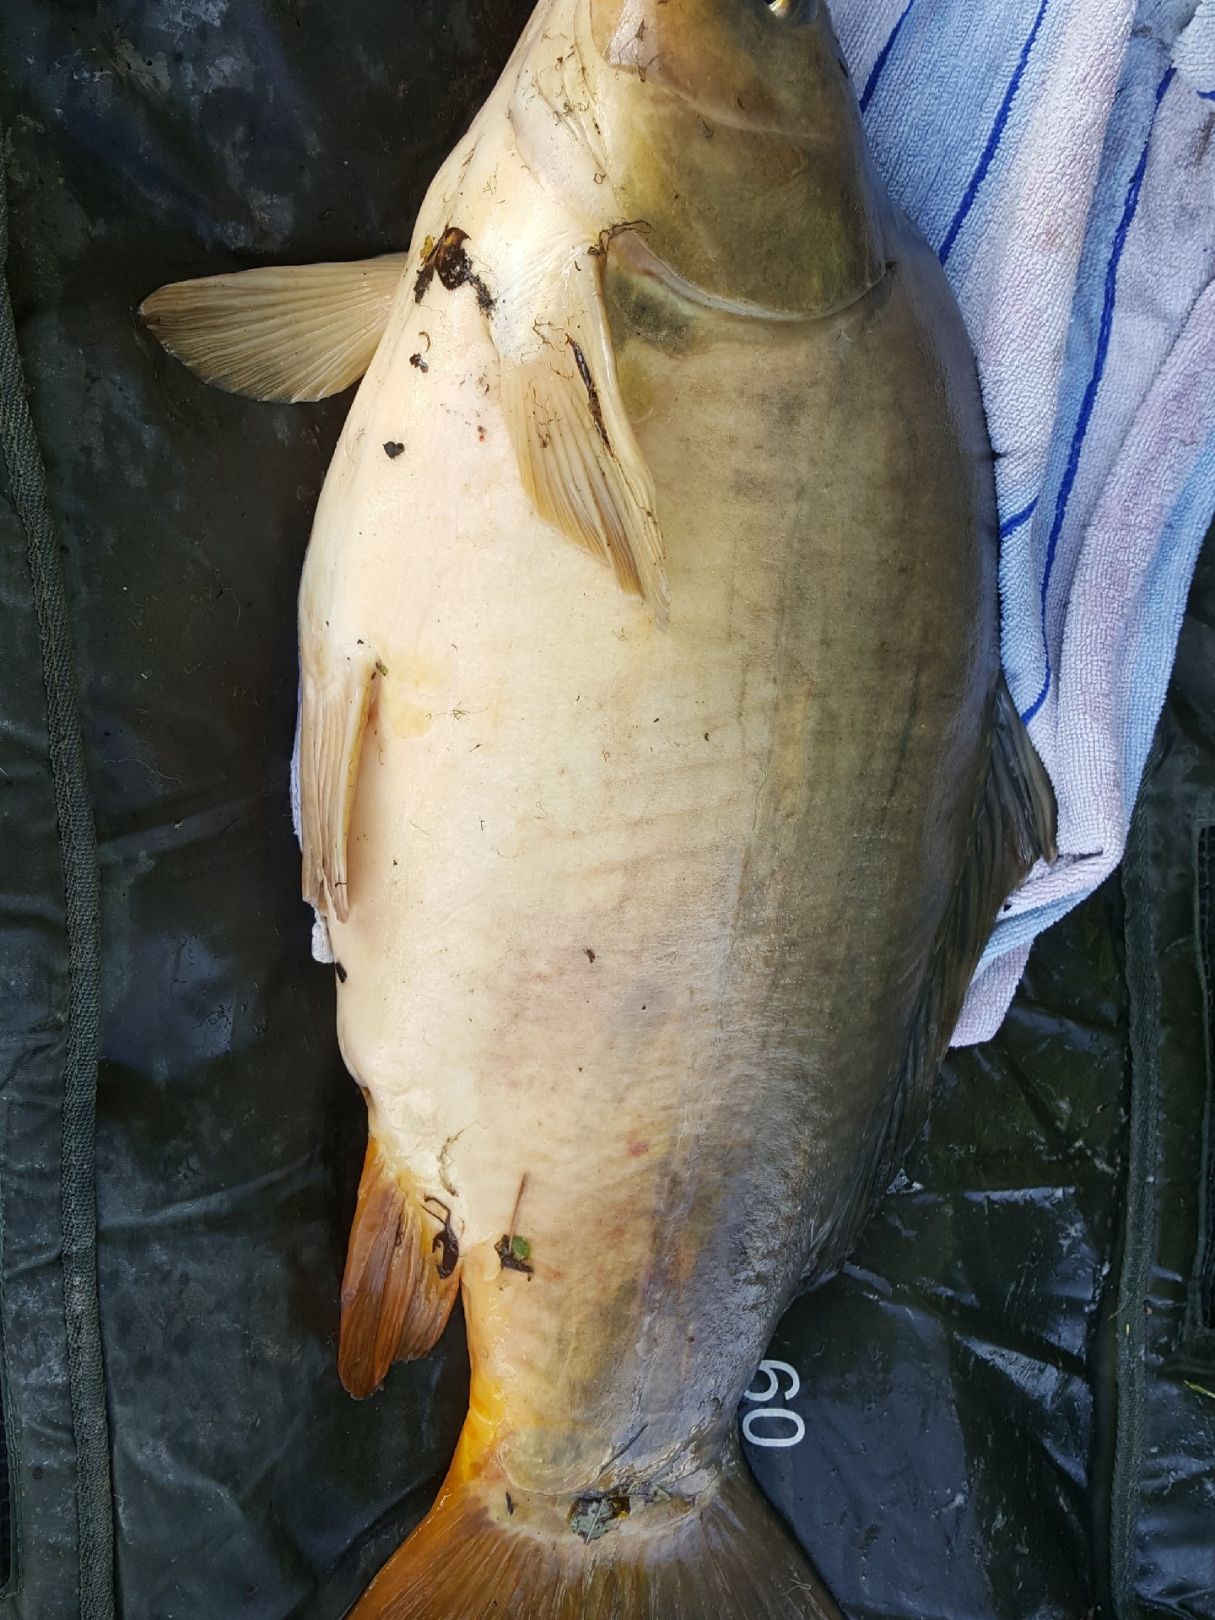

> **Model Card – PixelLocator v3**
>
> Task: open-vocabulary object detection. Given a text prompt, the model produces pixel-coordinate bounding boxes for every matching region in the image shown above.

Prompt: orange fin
[338,1138,461,1399]
[348,1434,841,1618]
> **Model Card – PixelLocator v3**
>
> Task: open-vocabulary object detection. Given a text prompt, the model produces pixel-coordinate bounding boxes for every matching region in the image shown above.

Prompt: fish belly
[317,247,994,1498]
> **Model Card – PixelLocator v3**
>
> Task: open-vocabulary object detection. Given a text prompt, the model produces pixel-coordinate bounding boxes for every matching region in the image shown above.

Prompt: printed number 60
[740,1359,805,1449]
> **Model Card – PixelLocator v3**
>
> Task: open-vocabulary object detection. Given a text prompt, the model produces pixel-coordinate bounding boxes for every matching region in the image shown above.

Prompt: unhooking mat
[0,4,1213,1617]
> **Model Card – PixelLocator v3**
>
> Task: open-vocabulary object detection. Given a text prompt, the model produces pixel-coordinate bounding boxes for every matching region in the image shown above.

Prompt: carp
[142,0,1055,1614]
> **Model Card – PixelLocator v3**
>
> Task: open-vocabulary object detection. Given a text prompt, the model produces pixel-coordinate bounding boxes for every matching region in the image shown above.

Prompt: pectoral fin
[498,254,669,621]
[299,651,377,924]
[140,254,408,402]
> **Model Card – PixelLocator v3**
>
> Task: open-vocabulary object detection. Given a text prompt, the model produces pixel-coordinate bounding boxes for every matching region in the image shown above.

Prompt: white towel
[831,0,1215,1043]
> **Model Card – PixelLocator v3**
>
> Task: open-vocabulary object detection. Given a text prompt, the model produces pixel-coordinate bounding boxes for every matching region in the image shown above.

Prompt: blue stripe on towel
[1000,499,1038,540]
[1020,65,1176,726]
[939,0,1050,264]
[860,0,918,113]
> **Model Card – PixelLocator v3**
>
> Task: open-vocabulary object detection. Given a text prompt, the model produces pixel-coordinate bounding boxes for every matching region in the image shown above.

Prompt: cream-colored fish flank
[140,1,1054,1615]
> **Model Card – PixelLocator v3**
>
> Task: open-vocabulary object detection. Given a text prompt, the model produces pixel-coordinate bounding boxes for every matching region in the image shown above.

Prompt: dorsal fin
[810,677,1057,1279]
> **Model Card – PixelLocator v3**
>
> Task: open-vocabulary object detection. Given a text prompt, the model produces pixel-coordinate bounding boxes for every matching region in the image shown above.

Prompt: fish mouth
[608,228,889,325]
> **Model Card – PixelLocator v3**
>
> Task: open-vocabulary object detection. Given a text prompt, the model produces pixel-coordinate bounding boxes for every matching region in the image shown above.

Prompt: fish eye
[765,0,809,18]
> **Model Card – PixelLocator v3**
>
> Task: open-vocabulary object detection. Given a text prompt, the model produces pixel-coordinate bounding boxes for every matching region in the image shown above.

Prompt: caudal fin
[348,1435,841,1620]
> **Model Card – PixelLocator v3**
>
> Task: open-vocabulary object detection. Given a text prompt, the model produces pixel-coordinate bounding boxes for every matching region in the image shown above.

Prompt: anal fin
[339,1137,462,1400]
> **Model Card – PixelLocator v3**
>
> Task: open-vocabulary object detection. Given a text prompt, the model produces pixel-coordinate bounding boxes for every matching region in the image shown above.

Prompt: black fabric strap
[1110,794,1161,1617]
[0,148,115,1620]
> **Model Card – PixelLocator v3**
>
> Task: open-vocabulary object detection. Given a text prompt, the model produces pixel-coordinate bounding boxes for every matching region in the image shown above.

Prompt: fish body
[142,2,1054,1614]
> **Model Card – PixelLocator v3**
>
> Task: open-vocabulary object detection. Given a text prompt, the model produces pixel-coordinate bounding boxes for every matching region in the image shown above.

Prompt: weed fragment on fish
[567,338,610,450]
[587,219,651,259]
[414,225,495,314]
[495,1233,533,1275]
[496,1174,534,1274]
[423,1196,460,1280]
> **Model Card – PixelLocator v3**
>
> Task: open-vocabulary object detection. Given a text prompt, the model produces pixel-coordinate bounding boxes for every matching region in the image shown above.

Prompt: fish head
[585,0,886,315]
